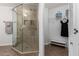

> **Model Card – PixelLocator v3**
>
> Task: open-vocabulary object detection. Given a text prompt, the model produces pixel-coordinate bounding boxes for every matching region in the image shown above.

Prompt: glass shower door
[22,4,39,52]
[13,5,23,52]
[12,4,39,55]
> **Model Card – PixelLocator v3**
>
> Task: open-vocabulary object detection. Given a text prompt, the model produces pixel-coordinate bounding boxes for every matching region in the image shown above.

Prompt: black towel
[60,19,69,37]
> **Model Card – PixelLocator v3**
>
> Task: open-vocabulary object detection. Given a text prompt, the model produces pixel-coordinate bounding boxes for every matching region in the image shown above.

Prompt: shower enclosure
[12,3,39,55]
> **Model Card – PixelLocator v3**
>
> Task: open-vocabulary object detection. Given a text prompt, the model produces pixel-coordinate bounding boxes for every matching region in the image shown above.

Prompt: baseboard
[45,42,51,45]
[50,41,65,47]
[0,43,12,46]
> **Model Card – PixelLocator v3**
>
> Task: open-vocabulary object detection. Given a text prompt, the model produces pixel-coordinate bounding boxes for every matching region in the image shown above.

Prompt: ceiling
[45,3,68,8]
[0,3,38,9]
[0,3,21,7]
[0,3,68,8]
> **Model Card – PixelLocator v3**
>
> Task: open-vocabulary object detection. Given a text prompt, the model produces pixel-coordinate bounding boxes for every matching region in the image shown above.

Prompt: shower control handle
[20,25,26,30]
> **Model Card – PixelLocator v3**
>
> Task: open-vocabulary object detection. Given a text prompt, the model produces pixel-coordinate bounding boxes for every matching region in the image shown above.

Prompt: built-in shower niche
[12,4,39,56]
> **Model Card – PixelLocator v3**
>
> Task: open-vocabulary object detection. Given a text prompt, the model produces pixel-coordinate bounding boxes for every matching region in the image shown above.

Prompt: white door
[69,3,79,56]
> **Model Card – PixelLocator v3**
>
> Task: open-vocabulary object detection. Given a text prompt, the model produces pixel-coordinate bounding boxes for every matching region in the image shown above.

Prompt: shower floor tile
[14,42,35,52]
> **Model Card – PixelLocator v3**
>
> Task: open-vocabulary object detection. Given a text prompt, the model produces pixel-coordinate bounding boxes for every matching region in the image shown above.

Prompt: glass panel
[22,4,39,52]
[12,3,39,55]
[12,5,23,52]
[12,9,17,48]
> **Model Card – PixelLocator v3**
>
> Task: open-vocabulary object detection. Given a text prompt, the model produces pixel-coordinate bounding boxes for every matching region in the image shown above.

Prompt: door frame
[38,3,45,56]
[68,3,74,56]
[38,3,78,56]
[69,3,79,56]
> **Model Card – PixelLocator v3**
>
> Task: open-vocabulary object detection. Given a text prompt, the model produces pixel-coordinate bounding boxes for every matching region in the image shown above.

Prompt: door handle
[74,29,78,34]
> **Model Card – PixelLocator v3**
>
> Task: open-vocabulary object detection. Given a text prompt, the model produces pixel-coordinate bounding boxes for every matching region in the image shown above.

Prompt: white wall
[44,5,69,45]
[0,6,12,46]
[48,5,69,44]
[38,3,45,56]
[43,8,49,45]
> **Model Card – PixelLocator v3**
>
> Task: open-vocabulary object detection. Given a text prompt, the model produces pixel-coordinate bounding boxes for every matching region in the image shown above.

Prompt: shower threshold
[11,47,39,56]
